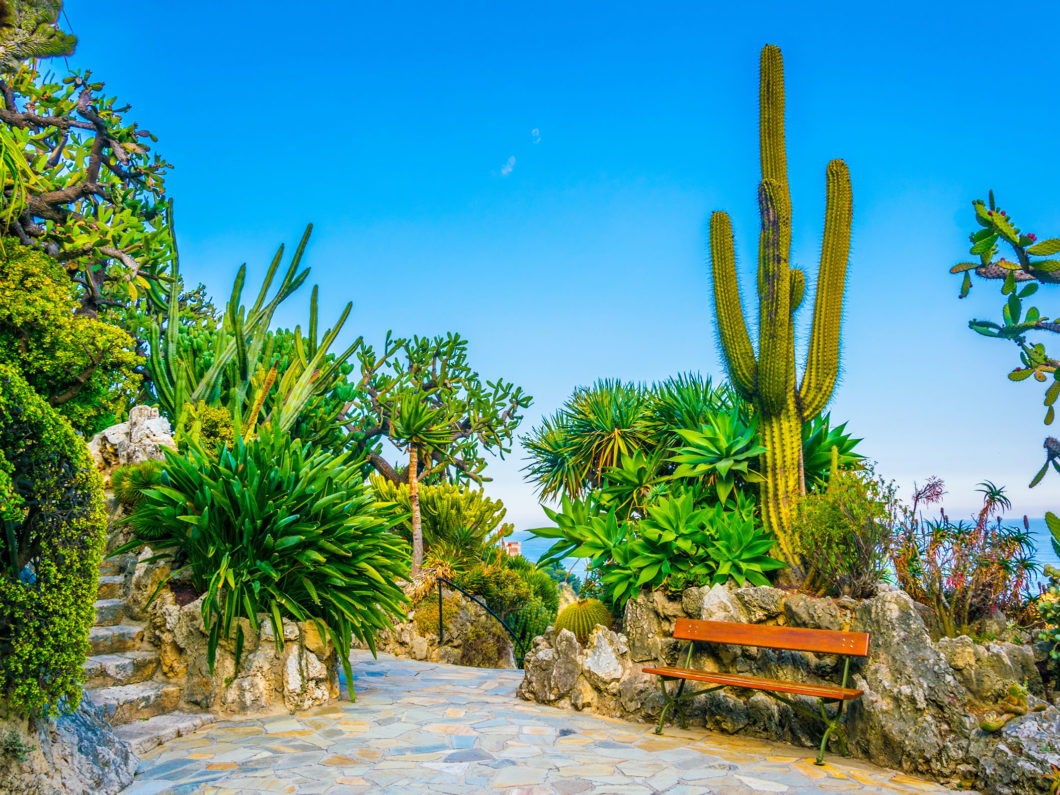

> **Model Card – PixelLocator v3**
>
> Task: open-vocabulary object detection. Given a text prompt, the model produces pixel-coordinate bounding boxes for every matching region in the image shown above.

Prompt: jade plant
[709,44,853,571]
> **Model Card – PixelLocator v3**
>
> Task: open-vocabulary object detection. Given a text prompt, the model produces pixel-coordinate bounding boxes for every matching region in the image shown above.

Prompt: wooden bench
[643,618,870,765]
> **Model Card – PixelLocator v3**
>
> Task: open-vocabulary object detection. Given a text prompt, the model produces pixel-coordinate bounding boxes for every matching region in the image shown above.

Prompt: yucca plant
[115,424,410,694]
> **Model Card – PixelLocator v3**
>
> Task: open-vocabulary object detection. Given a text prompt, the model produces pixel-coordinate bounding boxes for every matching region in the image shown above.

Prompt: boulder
[87,406,176,487]
[970,706,1060,794]
[0,698,137,794]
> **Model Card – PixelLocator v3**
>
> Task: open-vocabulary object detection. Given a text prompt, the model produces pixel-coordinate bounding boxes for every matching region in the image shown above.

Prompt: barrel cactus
[709,44,853,572]
[554,598,612,644]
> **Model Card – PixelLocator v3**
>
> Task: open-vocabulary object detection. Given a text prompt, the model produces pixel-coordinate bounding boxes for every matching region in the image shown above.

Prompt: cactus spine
[710,45,853,569]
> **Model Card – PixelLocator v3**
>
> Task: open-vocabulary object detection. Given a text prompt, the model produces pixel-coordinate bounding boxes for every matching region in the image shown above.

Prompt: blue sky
[65,1,1060,525]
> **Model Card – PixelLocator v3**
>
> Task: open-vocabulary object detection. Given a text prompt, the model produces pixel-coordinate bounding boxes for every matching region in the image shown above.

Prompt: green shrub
[792,465,896,598]
[460,620,511,668]
[119,423,409,690]
[413,593,461,637]
[175,400,234,458]
[0,243,140,435]
[112,460,163,511]
[0,364,106,717]
[451,563,531,616]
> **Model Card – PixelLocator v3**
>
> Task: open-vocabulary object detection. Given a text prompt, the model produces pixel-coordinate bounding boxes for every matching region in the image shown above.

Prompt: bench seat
[641,666,863,701]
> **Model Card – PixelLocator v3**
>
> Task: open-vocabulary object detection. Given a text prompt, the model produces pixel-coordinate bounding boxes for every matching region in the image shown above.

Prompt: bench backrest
[673,618,870,657]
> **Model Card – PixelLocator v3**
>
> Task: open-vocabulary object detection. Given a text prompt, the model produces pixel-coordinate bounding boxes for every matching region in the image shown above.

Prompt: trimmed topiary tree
[0,363,106,717]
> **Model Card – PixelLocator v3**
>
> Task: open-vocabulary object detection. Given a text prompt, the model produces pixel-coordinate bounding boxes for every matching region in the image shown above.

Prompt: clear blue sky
[65,1,1060,525]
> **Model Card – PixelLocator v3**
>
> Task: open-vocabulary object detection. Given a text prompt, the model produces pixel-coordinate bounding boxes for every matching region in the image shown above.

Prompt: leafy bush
[460,621,512,668]
[412,593,460,637]
[1037,514,1060,689]
[792,465,896,597]
[119,424,410,689]
[890,479,1037,637]
[0,364,106,717]
[0,243,139,434]
[175,400,234,458]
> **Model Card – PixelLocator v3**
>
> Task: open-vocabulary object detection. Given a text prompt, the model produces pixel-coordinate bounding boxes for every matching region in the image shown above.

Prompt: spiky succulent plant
[554,598,612,644]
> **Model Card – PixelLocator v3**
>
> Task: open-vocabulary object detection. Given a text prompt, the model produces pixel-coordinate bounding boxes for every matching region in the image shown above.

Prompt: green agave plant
[669,408,768,505]
[706,511,787,587]
[115,424,410,694]
[801,413,864,488]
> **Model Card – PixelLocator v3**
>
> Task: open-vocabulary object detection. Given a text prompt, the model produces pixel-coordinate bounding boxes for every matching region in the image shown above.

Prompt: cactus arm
[759,45,790,229]
[799,159,853,418]
[756,180,793,414]
[709,211,758,399]
[789,268,805,310]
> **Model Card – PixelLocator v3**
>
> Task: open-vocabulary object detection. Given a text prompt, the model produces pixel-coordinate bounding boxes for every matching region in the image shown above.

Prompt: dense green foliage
[118,425,410,691]
[0,242,139,433]
[0,51,174,318]
[792,463,896,598]
[523,376,857,607]
[146,228,359,449]
[0,364,106,717]
[709,45,853,572]
[951,192,1060,488]
[370,475,512,558]
[554,598,612,644]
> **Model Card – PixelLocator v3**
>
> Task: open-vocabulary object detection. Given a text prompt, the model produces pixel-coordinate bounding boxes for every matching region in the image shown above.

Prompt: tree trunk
[409,444,423,576]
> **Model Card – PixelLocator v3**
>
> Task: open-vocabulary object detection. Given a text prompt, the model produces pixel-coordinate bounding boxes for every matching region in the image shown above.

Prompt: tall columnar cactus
[710,45,853,569]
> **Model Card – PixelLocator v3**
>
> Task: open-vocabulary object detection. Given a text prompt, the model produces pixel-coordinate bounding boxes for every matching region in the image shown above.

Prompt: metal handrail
[435,576,530,660]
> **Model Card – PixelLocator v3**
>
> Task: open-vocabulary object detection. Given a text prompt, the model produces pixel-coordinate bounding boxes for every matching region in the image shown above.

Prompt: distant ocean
[511,517,1059,589]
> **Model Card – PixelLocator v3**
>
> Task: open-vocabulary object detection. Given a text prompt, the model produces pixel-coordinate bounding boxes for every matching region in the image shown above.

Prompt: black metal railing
[435,576,533,661]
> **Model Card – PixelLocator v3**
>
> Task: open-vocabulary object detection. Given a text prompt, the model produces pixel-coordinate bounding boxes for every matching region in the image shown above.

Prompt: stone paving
[122,651,958,794]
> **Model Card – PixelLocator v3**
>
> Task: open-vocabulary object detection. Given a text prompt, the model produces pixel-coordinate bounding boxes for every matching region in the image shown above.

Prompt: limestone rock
[783,593,842,631]
[623,589,666,663]
[582,628,627,691]
[87,406,176,486]
[847,590,977,779]
[938,635,1044,704]
[0,697,137,795]
[518,629,583,703]
[971,706,1060,794]
[735,586,786,623]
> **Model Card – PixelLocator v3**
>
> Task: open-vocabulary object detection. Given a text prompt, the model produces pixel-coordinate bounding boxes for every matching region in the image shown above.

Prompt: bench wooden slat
[642,666,864,701]
[672,618,870,657]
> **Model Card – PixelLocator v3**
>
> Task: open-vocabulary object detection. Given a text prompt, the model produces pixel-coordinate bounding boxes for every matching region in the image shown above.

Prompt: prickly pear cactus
[709,44,853,571]
[554,598,612,644]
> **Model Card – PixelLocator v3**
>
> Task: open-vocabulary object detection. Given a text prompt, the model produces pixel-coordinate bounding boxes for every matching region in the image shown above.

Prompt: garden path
[120,651,959,795]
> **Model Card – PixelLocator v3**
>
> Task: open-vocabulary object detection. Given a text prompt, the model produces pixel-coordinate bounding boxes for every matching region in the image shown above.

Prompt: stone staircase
[84,555,214,754]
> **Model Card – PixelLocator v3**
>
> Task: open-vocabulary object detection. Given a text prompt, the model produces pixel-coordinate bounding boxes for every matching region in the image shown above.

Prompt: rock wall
[127,552,338,714]
[518,583,1059,794]
[363,589,517,670]
[0,698,137,795]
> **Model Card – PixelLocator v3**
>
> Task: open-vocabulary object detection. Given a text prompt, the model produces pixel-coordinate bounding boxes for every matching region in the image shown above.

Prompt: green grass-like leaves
[118,425,410,692]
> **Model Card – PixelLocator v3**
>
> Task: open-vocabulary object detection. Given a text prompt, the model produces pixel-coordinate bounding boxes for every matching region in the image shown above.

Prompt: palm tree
[390,393,452,576]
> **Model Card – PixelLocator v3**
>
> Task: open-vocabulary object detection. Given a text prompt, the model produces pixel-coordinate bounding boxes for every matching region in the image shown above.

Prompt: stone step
[98,558,123,577]
[87,682,181,726]
[89,623,144,655]
[114,711,215,755]
[97,575,123,600]
[94,598,124,626]
[83,651,159,688]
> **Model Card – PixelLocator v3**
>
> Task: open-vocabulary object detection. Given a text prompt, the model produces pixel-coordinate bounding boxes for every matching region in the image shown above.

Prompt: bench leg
[814,700,847,766]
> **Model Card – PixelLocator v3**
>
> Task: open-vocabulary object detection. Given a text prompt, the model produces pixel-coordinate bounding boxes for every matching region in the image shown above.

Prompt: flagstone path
[121,651,959,794]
